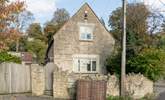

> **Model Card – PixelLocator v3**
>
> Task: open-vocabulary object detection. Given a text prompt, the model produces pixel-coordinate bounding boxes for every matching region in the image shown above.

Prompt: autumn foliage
[0,0,24,51]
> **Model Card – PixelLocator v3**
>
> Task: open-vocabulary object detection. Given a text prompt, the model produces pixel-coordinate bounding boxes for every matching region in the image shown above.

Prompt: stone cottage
[45,3,115,74]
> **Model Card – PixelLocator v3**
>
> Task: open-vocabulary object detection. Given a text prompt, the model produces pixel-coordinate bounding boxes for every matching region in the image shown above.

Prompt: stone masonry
[53,3,115,74]
[106,73,153,99]
[53,69,153,99]
[31,64,45,96]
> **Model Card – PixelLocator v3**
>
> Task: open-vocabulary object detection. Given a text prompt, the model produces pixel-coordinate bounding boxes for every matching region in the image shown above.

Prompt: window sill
[73,72,99,74]
[79,40,93,42]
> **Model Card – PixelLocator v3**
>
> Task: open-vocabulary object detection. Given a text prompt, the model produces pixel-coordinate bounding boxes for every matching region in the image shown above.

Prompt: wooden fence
[0,63,31,94]
[77,80,107,100]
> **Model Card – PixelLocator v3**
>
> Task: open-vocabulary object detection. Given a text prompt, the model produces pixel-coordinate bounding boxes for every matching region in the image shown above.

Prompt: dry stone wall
[53,69,153,99]
[126,74,153,98]
[106,73,153,99]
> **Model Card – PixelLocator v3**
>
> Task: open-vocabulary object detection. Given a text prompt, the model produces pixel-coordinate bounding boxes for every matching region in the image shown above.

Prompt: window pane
[92,61,96,71]
[87,33,91,39]
[78,60,80,71]
[79,26,93,40]
[80,33,86,39]
[87,60,91,71]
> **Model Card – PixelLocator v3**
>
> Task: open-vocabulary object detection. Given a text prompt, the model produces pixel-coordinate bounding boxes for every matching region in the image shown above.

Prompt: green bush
[128,48,165,81]
[26,39,46,64]
[107,96,132,100]
[106,51,121,75]
[106,47,165,81]
[0,52,21,64]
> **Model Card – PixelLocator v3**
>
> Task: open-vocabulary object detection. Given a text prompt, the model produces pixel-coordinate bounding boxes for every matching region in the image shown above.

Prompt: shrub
[128,48,165,81]
[0,52,21,64]
[107,96,132,100]
[106,52,121,75]
[106,47,165,81]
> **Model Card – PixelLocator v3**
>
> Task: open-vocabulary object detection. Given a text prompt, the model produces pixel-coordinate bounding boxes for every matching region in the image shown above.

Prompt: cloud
[141,0,165,11]
[11,0,57,24]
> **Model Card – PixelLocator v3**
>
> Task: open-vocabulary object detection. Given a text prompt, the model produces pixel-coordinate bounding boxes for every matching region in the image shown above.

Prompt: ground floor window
[73,54,99,73]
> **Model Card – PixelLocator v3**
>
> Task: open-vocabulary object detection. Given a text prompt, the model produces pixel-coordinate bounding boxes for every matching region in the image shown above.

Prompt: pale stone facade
[53,3,115,74]
[31,64,45,96]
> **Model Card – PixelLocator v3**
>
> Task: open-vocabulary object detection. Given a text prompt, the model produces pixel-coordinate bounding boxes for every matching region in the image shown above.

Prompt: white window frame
[78,23,95,41]
[72,54,99,73]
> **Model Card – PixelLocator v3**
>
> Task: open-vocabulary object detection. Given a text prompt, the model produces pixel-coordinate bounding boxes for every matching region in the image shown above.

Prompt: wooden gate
[77,80,107,100]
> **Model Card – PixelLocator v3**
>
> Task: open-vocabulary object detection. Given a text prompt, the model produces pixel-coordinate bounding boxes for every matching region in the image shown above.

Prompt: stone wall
[53,69,153,99]
[31,64,45,96]
[53,69,70,99]
[126,74,153,98]
[106,74,153,99]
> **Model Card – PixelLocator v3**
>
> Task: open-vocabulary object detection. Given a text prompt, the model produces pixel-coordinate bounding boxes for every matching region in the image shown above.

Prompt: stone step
[44,90,53,96]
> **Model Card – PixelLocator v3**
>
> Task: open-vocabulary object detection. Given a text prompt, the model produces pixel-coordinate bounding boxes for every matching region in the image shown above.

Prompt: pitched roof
[53,2,114,38]
[72,3,111,33]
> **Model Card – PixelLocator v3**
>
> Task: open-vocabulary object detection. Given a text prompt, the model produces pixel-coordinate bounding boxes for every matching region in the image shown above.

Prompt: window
[73,55,99,73]
[80,33,92,40]
[79,26,93,41]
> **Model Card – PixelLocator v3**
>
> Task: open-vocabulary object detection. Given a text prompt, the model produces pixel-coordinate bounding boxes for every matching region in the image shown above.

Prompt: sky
[11,0,165,27]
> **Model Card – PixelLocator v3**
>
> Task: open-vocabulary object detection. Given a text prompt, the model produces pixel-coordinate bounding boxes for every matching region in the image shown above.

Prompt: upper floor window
[78,23,95,41]
[80,26,93,40]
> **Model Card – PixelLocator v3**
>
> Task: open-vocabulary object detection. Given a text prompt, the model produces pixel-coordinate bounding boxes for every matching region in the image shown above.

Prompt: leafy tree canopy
[0,0,24,51]
[26,39,47,64]
[27,23,47,42]
[44,8,70,43]
[106,2,165,81]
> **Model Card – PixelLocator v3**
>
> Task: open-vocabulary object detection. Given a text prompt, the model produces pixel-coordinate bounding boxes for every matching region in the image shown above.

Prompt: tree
[161,19,165,32]
[15,10,35,34]
[51,8,70,25]
[26,23,47,64]
[44,8,70,43]
[148,12,164,35]
[26,39,46,64]
[100,17,105,27]
[106,2,165,81]
[27,23,47,42]
[127,48,165,81]
[44,22,61,43]
[10,10,34,52]
[108,2,152,69]
[109,3,150,44]
[9,36,28,52]
[0,0,24,51]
